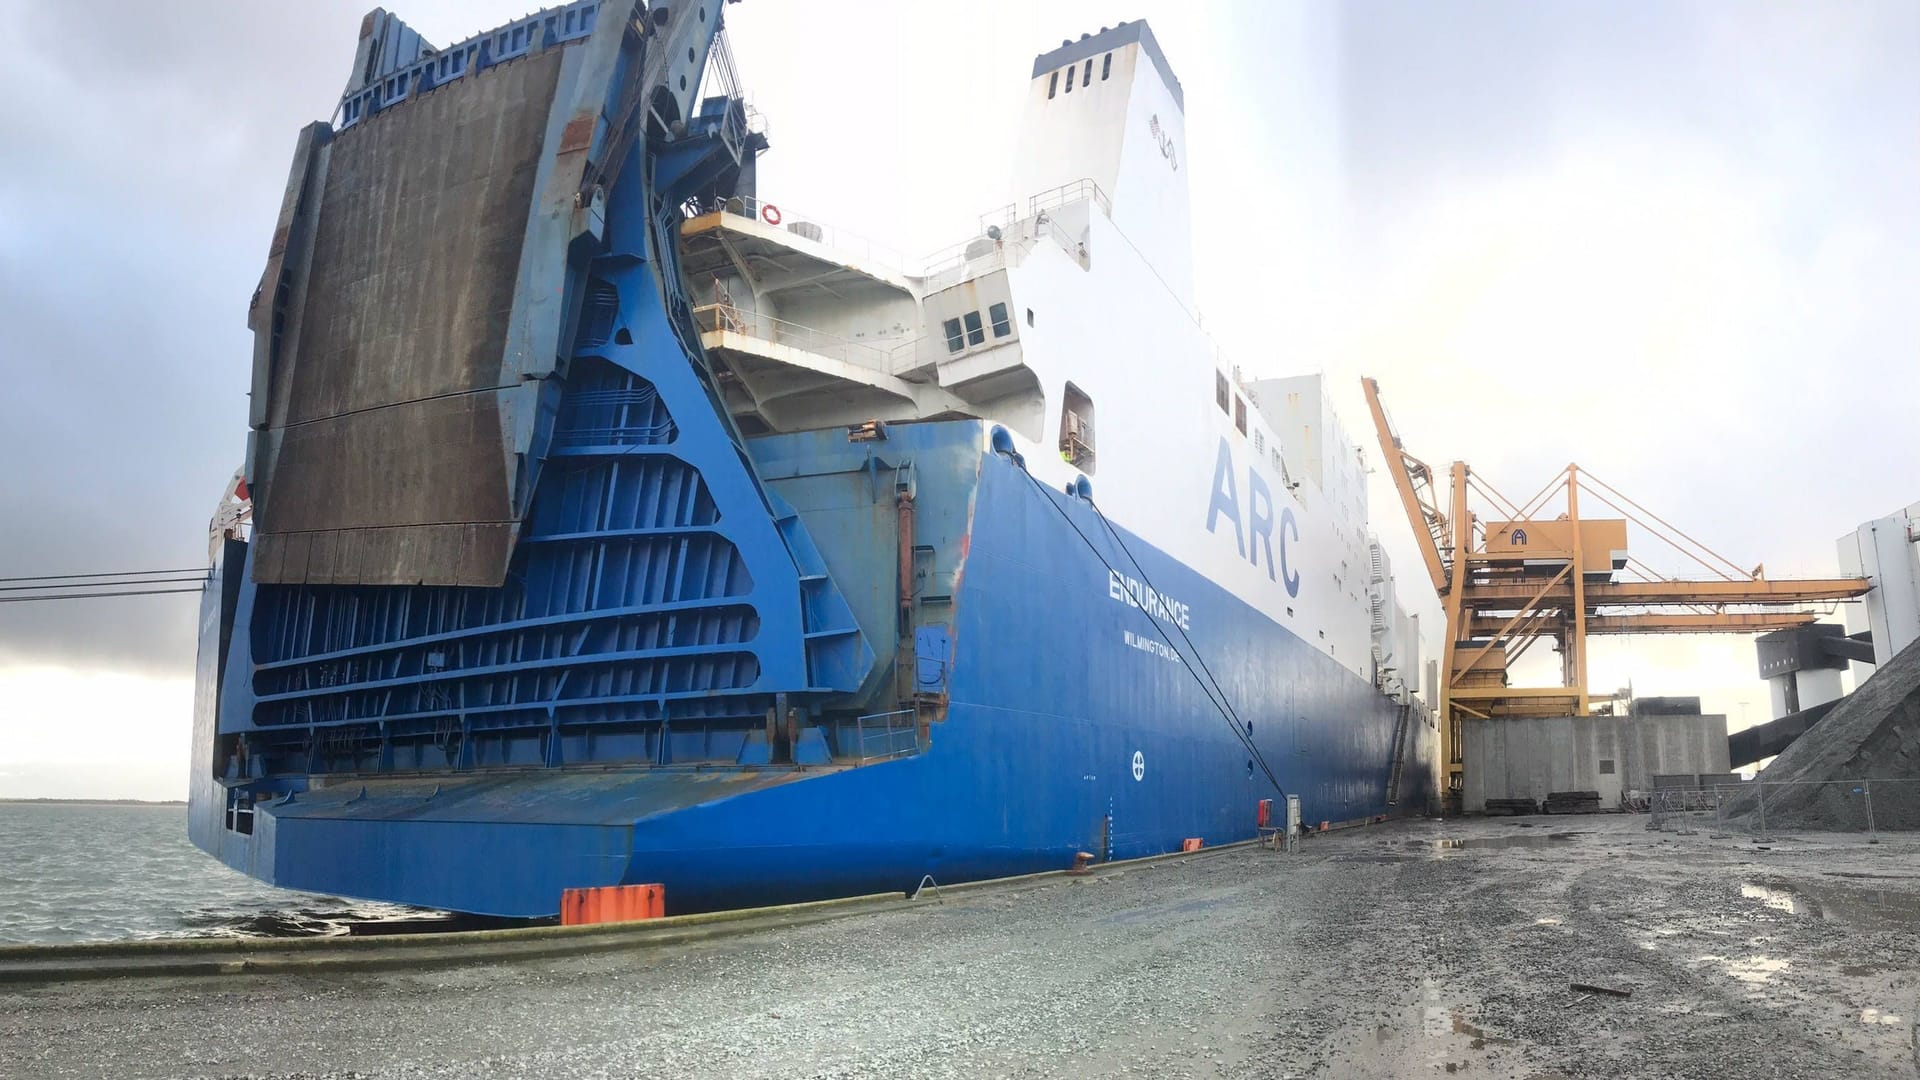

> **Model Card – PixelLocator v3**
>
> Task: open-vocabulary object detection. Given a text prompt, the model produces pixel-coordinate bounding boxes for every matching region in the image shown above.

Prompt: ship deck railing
[689,195,910,275]
[976,177,1113,232]
[692,305,916,376]
[1027,177,1112,218]
[918,179,1106,292]
[852,709,920,763]
[916,241,1009,295]
[689,177,1112,297]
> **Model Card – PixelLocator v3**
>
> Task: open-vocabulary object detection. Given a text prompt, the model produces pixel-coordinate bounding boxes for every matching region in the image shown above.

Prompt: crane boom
[1362,377,1452,594]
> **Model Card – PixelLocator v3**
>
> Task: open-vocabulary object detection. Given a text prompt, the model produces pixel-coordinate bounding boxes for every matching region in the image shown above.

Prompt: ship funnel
[1012,21,1193,307]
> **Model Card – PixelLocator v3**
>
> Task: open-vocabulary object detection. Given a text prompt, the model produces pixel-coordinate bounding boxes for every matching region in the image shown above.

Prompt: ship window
[1599,759,1616,775]
[1215,372,1230,413]
[1059,382,1095,472]
[1048,71,1058,99]
[963,311,985,346]
[1083,59,1093,87]
[1064,67,1073,94]
[943,317,965,353]
[1235,396,1247,434]
[989,302,1011,337]
[1102,53,1112,80]
[1026,307,1035,327]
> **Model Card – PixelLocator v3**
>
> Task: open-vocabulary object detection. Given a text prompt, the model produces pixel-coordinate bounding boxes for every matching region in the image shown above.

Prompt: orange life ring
[761,203,782,226]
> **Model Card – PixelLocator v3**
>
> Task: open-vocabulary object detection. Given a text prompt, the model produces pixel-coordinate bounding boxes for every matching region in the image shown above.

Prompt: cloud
[0,664,193,800]
[1196,0,1919,710]
[0,1,540,674]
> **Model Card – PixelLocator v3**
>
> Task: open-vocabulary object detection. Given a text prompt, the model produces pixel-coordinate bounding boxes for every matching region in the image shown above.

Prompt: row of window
[1217,370,1287,477]
[1215,370,1246,433]
[943,302,1013,353]
[1046,52,1112,99]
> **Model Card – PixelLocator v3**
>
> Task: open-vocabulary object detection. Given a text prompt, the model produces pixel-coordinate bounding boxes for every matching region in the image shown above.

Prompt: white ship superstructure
[682,22,1426,700]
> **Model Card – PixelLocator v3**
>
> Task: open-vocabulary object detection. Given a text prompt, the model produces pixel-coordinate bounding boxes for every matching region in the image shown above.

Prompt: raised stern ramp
[195,2,878,912]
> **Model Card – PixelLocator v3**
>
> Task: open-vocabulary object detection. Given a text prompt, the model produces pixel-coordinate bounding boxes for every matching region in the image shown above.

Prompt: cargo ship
[189,1,1439,916]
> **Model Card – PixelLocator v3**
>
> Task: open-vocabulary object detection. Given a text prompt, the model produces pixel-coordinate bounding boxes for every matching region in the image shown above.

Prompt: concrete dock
[4,816,1918,1079]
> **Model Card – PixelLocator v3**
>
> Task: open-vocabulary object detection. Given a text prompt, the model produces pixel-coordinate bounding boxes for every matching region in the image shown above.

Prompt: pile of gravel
[1730,634,1920,830]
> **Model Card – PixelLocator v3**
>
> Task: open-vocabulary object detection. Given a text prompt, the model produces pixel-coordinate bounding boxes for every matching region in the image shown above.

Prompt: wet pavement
[3,815,1919,1078]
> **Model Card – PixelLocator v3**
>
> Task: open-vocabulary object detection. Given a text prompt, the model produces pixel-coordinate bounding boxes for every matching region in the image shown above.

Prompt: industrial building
[1461,697,1730,814]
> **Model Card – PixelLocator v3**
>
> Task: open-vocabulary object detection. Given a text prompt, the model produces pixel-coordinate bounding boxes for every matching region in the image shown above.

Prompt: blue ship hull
[191,421,1435,916]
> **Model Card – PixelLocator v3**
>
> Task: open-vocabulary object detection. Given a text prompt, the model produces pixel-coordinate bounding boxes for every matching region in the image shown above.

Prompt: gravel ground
[4,815,1919,1079]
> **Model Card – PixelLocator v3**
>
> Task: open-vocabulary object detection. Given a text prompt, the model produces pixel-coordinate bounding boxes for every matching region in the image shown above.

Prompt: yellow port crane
[1361,377,1871,799]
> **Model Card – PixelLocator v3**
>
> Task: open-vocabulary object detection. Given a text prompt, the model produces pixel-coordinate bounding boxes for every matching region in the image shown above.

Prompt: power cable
[0,586,204,603]
[0,567,205,584]
[0,577,206,594]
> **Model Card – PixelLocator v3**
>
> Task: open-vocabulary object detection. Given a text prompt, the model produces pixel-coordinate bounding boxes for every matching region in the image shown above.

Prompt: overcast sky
[1,1,1914,798]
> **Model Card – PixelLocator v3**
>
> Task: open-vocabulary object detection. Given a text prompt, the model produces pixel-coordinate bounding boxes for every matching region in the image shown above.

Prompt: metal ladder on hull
[1385,702,1413,806]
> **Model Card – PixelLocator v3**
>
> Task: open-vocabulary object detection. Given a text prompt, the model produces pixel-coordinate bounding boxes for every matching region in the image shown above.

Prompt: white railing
[687,178,1112,288]
[1028,177,1111,218]
[977,203,1019,233]
[692,304,909,376]
[694,195,909,273]
[918,240,1008,294]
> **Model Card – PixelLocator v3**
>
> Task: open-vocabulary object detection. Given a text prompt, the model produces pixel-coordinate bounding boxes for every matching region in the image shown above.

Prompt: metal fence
[1643,778,1920,842]
[850,709,920,764]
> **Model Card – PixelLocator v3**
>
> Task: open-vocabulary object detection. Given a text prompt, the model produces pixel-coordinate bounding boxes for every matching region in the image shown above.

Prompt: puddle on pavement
[1695,953,1789,985]
[1421,1004,1509,1050]
[1450,1012,1509,1050]
[1741,880,1920,928]
[1428,833,1582,851]
[1820,887,1920,927]
[1742,883,1812,915]
[1414,979,1513,1065]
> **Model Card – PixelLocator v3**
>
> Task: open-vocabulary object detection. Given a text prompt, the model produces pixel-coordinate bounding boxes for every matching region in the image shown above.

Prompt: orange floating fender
[560,883,665,926]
